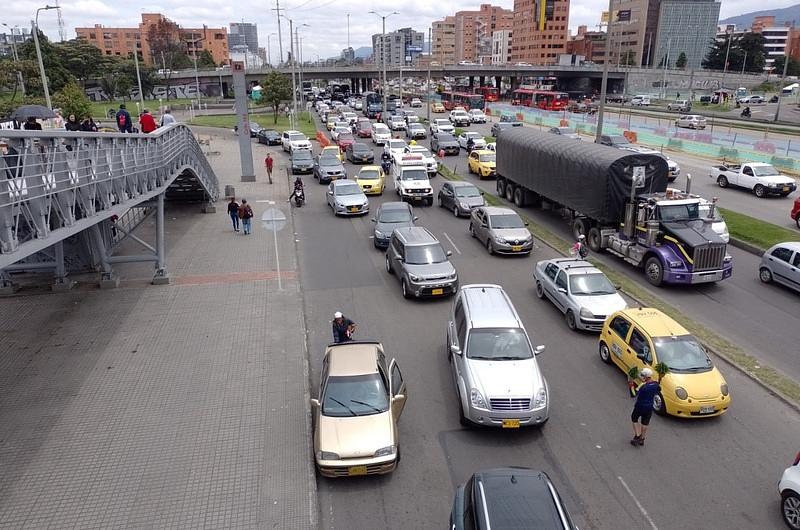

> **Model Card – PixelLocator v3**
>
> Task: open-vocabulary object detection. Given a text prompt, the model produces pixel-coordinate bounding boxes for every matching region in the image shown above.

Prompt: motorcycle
[381,156,392,175]
[293,188,305,207]
[740,108,751,118]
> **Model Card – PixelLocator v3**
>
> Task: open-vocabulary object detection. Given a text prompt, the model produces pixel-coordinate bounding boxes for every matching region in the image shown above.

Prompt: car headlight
[470,388,487,409]
[374,445,396,457]
[374,230,385,238]
[579,307,594,319]
[720,383,729,396]
[459,201,469,209]
[668,260,683,268]
[723,254,732,263]
[675,387,688,400]
[423,188,431,193]
[447,271,458,280]
[495,237,507,244]
[534,388,547,408]
[317,451,340,460]
[408,273,421,282]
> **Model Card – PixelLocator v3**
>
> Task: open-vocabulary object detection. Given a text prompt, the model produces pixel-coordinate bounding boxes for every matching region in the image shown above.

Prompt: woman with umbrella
[23,117,42,130]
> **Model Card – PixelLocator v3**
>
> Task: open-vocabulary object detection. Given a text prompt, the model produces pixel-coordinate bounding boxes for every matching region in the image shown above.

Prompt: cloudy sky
[3,0,796,63]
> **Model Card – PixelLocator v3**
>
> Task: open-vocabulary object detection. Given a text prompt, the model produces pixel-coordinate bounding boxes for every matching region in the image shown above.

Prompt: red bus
[511,89,569,111]
[474,86,499,102]
[440,91,486,111]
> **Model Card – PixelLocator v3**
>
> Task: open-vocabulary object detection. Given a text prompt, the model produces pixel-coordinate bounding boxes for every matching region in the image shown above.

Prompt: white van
[630,95,651,106]
[393,154,433,206]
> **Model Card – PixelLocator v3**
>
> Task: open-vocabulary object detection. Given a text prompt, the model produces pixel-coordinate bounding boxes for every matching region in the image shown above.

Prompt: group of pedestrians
[226,197,254,235]
[115,104,176,133]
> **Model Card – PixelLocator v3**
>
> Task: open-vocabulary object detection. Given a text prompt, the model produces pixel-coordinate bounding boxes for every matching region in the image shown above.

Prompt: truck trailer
[495,128,732,286]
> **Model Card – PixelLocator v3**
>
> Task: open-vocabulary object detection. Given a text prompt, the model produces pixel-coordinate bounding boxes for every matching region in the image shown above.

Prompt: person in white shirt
[160,108,177,127]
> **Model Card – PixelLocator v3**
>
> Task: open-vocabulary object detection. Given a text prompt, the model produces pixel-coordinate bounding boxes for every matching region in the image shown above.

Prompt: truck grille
[489,398,530,411]
[693,244,726,272]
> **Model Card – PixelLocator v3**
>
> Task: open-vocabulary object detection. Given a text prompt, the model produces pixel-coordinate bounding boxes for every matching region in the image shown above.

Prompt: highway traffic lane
[292,172,797,530]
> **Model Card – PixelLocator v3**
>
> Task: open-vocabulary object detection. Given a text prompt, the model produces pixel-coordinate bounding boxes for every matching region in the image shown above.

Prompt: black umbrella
[10,105,56,121]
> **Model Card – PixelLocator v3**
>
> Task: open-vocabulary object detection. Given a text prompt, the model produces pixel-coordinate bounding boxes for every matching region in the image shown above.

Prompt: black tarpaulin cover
[496,128,669,225]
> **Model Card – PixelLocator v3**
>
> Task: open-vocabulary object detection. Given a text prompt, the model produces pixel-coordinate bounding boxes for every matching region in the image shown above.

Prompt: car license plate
[348,206,358,212]
[511,245,522,252]
[431,288,444,296]
[784,186,790,192]
[699,406,715,414]
[502,419,520,429]
[347,465,368,476]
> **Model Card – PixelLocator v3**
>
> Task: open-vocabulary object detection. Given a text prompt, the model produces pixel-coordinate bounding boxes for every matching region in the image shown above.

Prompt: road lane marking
[618,476,658,530]
[443,232,462,255]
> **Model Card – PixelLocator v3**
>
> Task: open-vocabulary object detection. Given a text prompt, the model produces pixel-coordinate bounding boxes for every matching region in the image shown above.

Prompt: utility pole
[133,49,144,109]
[427,26,432,125]
[32,5,59,110]
[273,0,284,64]
[287,18,297,126]
[661,38,671,100]
[3,24,25,96]
[369,11,398,119]
[594,0,614,143]
[721,30,733,90]
[774,52,791,122]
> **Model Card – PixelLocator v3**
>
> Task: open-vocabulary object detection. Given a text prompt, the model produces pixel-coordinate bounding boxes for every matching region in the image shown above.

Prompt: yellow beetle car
[321,145,344,162]
[356,166,385,195]
[467,149,496,179]
[599,308,730,418]
[432,102,445,113]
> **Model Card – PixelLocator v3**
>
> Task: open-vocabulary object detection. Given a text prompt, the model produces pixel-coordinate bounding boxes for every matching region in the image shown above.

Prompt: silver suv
[385,227,458,299]
[447,284,548,428]
[469,206,533,255]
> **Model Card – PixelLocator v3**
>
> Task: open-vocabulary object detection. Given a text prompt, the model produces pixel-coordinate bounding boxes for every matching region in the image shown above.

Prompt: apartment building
[716,15,797,72]
[510,0,570,65]
[372,27,424,67]
[433,4,514,64]
[432,17,456,65]
[566,25,607,64]
[492,30,513,64]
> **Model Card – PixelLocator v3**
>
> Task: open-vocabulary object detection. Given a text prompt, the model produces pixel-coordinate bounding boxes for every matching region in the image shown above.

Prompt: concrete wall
[626,69,767,96]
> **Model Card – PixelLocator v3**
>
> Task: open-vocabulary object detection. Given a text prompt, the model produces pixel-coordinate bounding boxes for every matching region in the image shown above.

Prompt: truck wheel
[513,187,526,207]
[505,183,515,202]
[754,184,766,198]
[644,257,664,286]
[717,175,728,188]
[572,218,588,240]
[587,227,602,252]
[496,179,506,198]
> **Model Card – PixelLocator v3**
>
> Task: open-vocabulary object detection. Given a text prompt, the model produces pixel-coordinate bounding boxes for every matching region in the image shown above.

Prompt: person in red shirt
[138,109,157,133]
[265,153,274,184]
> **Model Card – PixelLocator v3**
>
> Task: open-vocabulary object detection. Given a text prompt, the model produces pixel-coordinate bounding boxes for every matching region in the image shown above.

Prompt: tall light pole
[132,49,145,109]
[3,24,26,96]
[280,16,298,126]
[296,24,309,111]
[594,0,614,143]
[267,32,276,67]
[426,26,432,125]
[721,29,733,90]
[774,51,791,122]
[188,38,202,107]
[32,5,59,109]
[369,11,398,118]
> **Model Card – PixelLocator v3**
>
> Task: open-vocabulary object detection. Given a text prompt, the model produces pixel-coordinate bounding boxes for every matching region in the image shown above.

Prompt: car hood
[376,220,412,233]
[456,196,486,208]
[571,292,628,317]
[353,151,374,158]
[468,358,543,398]
[318,412,394,458]
[398,178,430,188]
[756,175,795,185]
[405,261,455,279]
[291,140,311,148]
[336,194,367,206]
[660,367,726,400]
[661,220,727,249]
[293,159,314,166]
[491,228,531,241]
[321,164,346,173]
[437,125,455,131]
[438,140,459,148]
[477,161,496,169]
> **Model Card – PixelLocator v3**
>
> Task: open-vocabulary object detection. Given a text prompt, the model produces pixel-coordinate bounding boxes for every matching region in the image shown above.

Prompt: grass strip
[719,207,797,251]
[189,112,317,137]
[438,164,800,407]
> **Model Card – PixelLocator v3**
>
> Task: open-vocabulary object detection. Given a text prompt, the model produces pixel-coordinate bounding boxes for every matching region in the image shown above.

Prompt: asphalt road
[259,113,800,530]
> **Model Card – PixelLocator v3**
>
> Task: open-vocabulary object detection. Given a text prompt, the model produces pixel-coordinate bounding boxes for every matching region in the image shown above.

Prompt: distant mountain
[720,4,800,28]
[354,46,372,59]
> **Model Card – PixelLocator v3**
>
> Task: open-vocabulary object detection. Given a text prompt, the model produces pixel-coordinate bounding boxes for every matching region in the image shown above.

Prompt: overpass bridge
[0,125,219,292]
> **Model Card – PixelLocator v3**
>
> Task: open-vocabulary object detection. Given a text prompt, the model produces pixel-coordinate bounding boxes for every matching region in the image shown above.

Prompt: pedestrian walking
[238,199,254,235]
[116,104,132,133]
[23,117,42,130]
[227,197,240,232]
[80,115,98,132]
[265,153,274,184]
[160,108,176,127]
[65,114,81,131]
[138,109,157,133]
[630,367,661,447]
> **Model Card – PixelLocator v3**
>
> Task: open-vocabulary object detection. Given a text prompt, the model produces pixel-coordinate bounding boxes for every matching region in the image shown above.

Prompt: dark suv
[450,468,577,530]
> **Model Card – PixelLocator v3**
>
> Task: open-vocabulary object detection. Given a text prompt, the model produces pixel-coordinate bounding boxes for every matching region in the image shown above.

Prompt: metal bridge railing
[0,124,219,269]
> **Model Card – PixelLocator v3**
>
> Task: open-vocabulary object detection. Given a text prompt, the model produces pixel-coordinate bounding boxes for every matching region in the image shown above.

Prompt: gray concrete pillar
[152,192,170,285]
[51,240,75,291]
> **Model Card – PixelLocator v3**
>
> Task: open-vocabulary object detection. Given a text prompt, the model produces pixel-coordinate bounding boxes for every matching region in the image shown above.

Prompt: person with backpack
[116,104,132,133]
[238,199,254,235]
[227,197,240,232]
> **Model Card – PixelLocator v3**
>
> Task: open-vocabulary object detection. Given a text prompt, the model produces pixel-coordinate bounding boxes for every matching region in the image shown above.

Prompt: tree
[260,71,292,124]
[772,55,800,77]
[58,39,106,87]
[146,16,191,99]
[197,50,216,69]
[703,32,766,73]
[52,81,92,119]
[16,30,74,95]
[675,52,687,69]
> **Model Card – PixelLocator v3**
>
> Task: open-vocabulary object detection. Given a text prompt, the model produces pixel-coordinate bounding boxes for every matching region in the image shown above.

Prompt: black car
[451,468,577,530]
[346,142,375,164]
[491,121,523,137]
[256,129,281,145]
[431,133,460,156]
[291,150,314,174]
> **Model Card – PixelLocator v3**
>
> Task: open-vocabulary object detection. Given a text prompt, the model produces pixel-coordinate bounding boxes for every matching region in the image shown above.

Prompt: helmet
[410,139,417,145]
[578,234,586,240]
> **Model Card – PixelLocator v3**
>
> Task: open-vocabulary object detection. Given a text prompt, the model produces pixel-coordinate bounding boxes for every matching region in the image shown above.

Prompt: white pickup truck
[430,118,455,135]
[709,162,797,198]
[393,154,433,205]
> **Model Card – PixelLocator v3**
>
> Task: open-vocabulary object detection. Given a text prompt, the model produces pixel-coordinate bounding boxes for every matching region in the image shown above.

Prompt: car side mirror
[534,345,546,355]
[327,191,333,195]
[392,393,406,404]
[371,218,376,223]
[450,344,462,356]
[524,221,530,226]
[310,398,320,408]
[480,191,485,195]
[446,250,452,257]
[413,216,419,221]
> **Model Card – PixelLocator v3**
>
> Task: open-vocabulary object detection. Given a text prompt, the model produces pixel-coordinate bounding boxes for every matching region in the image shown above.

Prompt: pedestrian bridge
[0,125,219,291]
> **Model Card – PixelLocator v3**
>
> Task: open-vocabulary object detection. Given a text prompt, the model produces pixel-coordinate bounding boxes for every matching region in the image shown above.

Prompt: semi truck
[495,128,733,286]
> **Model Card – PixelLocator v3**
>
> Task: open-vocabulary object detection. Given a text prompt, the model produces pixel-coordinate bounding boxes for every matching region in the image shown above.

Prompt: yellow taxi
[321,145,343,162]
[355,166,385,195]
[467,149,496,179]
[598,308,730,418]
[432,102,445,113]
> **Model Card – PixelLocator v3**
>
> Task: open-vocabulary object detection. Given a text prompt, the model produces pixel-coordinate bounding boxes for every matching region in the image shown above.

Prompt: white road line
[443,232,461,255]
[618,476,658,530]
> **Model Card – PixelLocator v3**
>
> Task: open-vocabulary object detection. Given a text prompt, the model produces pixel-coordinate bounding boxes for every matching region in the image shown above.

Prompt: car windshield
[405,243,447,264]
[289,133,306,142]
[389,141,405,149]
[359,170,380,180]
[374,124,389,133]
[658,202,700,221]
[653,336,713,372]
[336,183,362,195]
[608,135,629,145]
[698,204,723,221]
[489,214,524,229]
[379,208,412,223]
[359,123,372,130]
[479,154,495,163]
[466,328,533,360]
[338,133,354,141]
[262,129,278,135]
[455,185,481,198]
[251,122,261,129]
[319,156,341,167]
[321,373,389,417]
[401,168,428,181]
[752,165,781,177]
[436,120,450,126]
[438,134,455,142]
[465,133,481,139]
[294,151,313,161]
[569,273,616,295]
[353,144,371,153]
[557,128,573,134]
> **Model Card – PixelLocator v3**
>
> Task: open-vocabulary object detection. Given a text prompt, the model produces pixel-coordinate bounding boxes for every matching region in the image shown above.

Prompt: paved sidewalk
[0,132,316,529]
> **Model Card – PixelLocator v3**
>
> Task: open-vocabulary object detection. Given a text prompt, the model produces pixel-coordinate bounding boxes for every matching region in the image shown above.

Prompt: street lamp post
[369,11,398,119]
[594,0,614,143]
[280,16,298,127]
[774,51,791,122]
[3,24,26,96]
[426,26,432,125]
[296,24,309,110]
[32,5,58,109]
[267,33,276,67]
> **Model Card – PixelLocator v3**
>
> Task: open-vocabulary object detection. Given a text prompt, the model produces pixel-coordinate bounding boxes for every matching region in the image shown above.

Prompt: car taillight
[794,451,800,466]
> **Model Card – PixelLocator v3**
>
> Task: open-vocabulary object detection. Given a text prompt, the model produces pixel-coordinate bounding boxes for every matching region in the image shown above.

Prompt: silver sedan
[326,180,369,216]
[468,206,532,256]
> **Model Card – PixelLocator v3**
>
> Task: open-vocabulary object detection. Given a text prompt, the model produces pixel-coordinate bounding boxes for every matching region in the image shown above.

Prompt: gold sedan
[311,341,407,477]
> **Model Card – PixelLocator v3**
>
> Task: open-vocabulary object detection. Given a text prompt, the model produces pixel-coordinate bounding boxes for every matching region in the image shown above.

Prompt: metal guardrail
[0,124,219,270]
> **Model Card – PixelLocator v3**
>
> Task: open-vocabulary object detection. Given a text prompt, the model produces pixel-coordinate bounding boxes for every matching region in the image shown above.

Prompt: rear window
[480,472,570,529]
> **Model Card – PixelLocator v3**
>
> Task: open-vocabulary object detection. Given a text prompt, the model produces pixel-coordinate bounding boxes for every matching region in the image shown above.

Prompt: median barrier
[754,141,776,154]
[771,156,796,171]
[667,138,683,149]
[316,131,330,147]
[623,131,638,143]
[719,147,739,160]
[560,119,569,127]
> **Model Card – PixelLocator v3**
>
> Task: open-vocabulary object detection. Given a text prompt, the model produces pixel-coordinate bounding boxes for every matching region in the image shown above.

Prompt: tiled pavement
[0,129,317,529]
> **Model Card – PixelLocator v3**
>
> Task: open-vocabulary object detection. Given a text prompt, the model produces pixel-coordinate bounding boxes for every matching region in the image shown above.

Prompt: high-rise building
[372,28,424,66]
[432,17,457,65]
[229,22,258,54]
[433,5,514,65]
[492,30,513,64]
[652,0,720,70]
[341,47,355,64]
[605,0,652,67]
[567,25,607,64]
[510,0,570,65]
[76,14,229,66]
